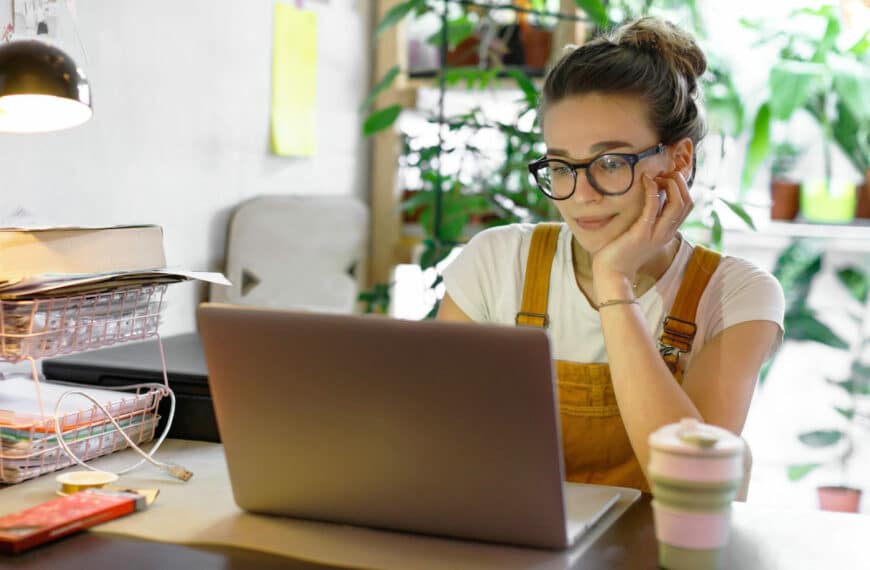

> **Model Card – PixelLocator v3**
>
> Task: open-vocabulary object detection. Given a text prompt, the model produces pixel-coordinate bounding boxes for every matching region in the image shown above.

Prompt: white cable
[52,382,192,481]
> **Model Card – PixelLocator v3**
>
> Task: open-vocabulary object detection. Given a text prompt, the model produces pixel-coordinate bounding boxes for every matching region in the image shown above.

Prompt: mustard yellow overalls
[515,223,722,492]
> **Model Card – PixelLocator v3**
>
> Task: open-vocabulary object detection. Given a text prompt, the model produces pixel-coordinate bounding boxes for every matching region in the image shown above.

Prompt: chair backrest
[210,195,368,313]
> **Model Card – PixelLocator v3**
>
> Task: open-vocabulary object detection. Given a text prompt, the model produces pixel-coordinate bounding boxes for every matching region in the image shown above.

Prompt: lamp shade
[0,39,92,133]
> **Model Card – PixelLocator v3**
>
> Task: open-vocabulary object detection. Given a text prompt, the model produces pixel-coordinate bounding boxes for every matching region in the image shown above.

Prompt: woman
[437,17,784,492]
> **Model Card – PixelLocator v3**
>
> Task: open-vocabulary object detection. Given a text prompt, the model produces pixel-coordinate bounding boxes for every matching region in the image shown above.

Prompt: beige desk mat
[0,440,640,570]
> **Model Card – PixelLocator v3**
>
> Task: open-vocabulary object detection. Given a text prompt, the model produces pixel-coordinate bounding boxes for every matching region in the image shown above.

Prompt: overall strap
[516,223,562,327]
[659,244,722,381]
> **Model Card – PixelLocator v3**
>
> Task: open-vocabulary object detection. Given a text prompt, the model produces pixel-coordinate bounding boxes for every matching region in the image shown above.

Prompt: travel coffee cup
[648,418,745,570]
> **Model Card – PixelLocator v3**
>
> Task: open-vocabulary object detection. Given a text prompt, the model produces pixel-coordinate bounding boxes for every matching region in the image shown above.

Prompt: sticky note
[270,3,318,156]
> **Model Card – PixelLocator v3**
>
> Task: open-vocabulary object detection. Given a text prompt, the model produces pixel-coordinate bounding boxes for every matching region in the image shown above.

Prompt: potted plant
[516,0,557,71]
[771,240,869,512]
[788,262,869,512]
[769,142,802,221]
[741,5,870,224]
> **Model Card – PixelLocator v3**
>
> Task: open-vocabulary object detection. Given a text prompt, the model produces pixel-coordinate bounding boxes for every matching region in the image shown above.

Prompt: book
[0,489,147,554]
[0,226,166,282]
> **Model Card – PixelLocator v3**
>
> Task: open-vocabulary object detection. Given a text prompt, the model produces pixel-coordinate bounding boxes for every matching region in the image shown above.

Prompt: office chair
[210,195,368,313]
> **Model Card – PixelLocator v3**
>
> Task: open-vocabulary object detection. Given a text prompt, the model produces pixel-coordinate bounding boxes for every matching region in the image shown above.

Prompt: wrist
[593,271,634,301]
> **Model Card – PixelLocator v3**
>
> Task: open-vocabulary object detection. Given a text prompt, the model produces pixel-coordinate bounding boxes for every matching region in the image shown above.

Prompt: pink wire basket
[0,285,166,363]
[0,285,170,484]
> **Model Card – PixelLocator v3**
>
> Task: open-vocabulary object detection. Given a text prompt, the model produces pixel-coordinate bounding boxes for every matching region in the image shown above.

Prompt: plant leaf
[741,103,771,191]
[798,430,844,448]
[572,0,609,28]
[828,377,870,396]
[738,17,763,31]
[400,189,432,211]
[718,198,756,230]
[832,65,870,124]
[773,240,822,314]
[360,65,400,112]
[505,69,539,108]
[836,266,869,303]
[426,15,476,51]
[787,463,821,481]
[769,61,822,121]
[362,104,402,136]
[847,31,870,57]
[710,210,722,251]
[785,311,849,349]
[830,98,869,173]
[758,357,774,386]
[375,0,425,38]
[419,239,454,270]
[835,406,855,420]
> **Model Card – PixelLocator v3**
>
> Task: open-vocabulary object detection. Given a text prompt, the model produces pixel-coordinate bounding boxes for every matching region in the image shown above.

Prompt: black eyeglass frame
[527,143,666,199]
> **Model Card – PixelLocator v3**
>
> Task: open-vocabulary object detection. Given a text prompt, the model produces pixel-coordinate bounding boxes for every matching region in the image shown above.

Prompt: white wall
[0,0,371,336]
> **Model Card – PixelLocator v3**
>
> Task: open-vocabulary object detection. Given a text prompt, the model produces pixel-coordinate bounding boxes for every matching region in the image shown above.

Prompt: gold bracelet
[597,298,638,309]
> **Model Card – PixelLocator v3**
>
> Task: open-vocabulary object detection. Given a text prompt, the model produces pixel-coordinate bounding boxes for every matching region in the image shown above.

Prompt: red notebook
[0,489,146,554]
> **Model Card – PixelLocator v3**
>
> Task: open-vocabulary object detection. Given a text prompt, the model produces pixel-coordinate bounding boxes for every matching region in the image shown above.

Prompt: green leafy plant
[786,261,870,485]
[740,5,870,193]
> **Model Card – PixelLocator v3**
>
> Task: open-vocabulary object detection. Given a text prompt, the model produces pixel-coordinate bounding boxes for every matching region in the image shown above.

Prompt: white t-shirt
[442,223,785,370]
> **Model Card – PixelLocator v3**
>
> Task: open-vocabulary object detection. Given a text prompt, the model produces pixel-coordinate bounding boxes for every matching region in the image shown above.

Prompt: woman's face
[541,93,671,254]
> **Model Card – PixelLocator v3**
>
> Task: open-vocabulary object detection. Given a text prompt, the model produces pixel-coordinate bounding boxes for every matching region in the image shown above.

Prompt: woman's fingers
[652,173,690,239]
[639,173,663,229]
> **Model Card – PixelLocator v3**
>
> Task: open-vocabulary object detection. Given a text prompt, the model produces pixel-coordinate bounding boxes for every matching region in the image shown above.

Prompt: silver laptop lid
[197,303,569,548]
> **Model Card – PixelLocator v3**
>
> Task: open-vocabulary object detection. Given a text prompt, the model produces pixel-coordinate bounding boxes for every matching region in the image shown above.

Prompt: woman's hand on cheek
[590,170,693,299]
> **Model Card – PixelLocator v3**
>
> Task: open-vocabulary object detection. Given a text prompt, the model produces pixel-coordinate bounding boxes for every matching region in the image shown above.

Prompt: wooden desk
[2,442,868,569]
[5,495,870,569]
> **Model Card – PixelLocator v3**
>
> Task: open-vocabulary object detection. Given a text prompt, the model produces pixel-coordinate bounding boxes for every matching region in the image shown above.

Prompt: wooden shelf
[724,219,870,253]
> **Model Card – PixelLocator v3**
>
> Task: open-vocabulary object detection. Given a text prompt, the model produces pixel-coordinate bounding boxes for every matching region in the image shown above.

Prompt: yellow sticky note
[270,3,317,156]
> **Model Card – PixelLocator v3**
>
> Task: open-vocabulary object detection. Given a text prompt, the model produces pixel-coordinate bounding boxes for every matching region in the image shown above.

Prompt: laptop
[196,303,625,549]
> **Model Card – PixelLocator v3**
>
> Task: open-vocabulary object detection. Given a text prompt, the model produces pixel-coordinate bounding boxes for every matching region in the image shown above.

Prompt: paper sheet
[0,268,230,299]
[0,441,641,570]
[270,3,318,157]
[0,376,157,425]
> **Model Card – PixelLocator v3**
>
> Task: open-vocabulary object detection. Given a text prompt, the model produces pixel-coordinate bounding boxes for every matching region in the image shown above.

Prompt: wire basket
[0,379,166,484]
[0,283,172,484]
[0,284,167,363]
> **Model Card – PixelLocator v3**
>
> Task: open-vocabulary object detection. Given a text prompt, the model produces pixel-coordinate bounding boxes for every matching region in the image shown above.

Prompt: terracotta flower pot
[445,36,480,67]
[520,26,553,70]
[400,189,425,223]
[770,179,801,221]
[855,169,870,219]
[817,486,862,513]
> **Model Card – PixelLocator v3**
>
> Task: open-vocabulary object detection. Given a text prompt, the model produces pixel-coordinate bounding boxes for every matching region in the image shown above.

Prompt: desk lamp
[0,39,91,133]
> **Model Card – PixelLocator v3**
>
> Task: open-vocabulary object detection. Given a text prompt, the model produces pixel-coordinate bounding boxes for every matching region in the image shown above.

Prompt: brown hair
[541,17,707,171]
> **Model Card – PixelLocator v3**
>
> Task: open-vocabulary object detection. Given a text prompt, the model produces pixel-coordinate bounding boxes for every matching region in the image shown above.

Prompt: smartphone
[657,190,667,217]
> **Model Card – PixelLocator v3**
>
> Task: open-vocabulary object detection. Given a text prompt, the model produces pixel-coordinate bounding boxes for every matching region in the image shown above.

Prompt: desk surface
[6,495,870,570]
[2,441,869,569]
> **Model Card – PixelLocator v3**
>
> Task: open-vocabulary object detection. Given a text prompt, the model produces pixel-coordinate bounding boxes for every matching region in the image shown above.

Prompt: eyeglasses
[527,143,666,199]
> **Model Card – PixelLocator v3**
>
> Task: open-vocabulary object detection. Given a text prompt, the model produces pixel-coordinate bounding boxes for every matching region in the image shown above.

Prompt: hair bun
[613,17,707,88]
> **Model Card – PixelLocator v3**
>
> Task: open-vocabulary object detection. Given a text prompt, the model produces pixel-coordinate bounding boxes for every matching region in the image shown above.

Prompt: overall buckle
[515,311,549,327]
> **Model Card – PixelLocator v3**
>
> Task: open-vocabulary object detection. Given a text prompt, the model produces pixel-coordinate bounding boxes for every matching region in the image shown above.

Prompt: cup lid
[648,418,744,457]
